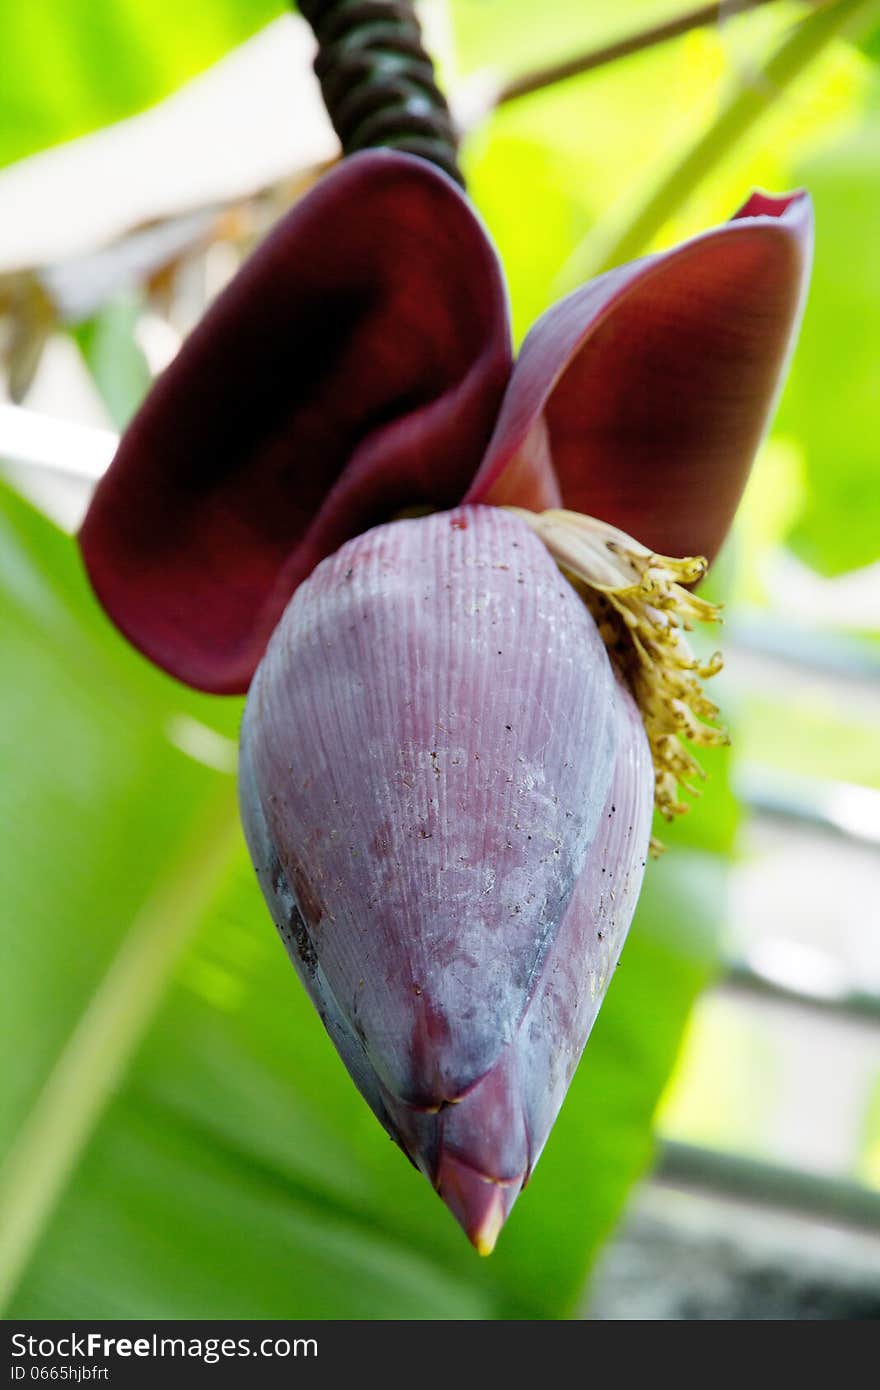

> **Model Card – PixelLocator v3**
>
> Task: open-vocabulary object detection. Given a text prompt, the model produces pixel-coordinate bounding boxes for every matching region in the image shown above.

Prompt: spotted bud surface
[239,504,653,1250]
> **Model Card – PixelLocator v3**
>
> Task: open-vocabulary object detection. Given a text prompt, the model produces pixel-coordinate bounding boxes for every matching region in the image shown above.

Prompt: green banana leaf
[778,93,880,576]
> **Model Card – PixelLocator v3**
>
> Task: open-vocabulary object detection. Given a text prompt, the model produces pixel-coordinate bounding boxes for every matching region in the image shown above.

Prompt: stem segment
[498,0,787,106]
[298,1,464,185]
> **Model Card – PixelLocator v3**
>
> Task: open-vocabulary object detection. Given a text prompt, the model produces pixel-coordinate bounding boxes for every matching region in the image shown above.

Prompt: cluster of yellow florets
[505,507,728,850]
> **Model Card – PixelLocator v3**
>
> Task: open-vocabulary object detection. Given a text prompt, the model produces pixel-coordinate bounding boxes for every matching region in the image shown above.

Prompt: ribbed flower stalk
[298,0,464,184]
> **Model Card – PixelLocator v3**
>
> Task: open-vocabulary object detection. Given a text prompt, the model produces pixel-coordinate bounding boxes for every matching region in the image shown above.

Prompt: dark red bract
[79,150,812,694]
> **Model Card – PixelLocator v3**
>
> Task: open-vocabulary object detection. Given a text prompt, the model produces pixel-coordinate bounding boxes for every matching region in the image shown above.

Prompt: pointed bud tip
[436,1152,522,1256]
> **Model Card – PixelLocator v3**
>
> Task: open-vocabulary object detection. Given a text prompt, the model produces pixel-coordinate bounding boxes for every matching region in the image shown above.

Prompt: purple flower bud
[239,505,652,1250]
[76,149,812,1251]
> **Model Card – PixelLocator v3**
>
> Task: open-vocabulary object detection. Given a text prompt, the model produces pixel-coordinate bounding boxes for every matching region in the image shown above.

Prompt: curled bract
[79,151,812,695]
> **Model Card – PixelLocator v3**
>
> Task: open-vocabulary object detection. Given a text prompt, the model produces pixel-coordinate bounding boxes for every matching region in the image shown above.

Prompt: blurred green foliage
[780,96,880,574]
[0,1,284,169]
[738,693,880,788]
[1,0,879,1321]
[73,296,152,431]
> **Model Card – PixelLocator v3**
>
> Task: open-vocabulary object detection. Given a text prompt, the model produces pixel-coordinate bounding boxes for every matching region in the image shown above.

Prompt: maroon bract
[80,150,811,694]
[465,189,810,566]
[78,150,813,1252]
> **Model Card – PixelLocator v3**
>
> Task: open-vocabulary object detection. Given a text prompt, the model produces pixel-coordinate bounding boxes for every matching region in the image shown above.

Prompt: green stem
[497,0,787,106]
[565,0,879,283]
[0,790,242,1314]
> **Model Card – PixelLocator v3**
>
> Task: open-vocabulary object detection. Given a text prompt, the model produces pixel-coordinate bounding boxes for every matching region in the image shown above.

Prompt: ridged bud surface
[239,504,652,1245]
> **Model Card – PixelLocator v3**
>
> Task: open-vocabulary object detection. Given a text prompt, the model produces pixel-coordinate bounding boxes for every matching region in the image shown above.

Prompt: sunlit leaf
[0,0,284,169]
[777,90,880,575]
[73,295,152,430]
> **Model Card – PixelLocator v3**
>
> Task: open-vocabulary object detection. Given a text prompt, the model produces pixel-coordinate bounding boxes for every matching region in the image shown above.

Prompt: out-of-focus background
[1,0,878,1320]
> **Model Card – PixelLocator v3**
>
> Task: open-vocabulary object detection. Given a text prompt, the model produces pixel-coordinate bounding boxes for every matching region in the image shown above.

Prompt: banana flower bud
[79,150,812,1250]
